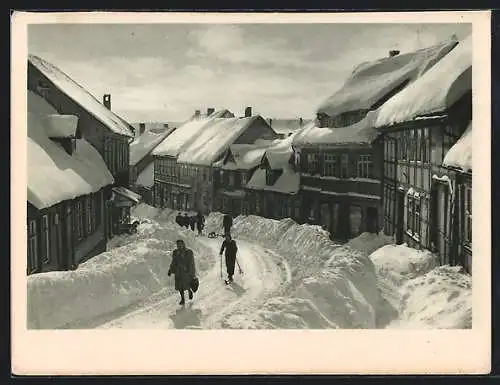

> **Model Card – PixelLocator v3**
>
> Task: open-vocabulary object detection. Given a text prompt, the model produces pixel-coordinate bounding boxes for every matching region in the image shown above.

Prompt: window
[203,169,207,181]
[86,196,94,234]
[357,154,373,178]
[464,184,472,246]
[255,196,261,214]
[241,172,247,186]
[208,169,212,182]
[407,195,422,238]
[41,215,50,264]
[307,153,319,174]
[340,154,349,178]
[27,220,38,273]
[228,172,235,187]
[324,154,339,177]
[74,200,85,241]
[266,170,274,186]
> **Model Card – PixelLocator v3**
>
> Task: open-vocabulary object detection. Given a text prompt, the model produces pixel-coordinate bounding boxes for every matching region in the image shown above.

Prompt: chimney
[207,108,215,116]
[269,118,273,127]
[389,50,400,57]
[245,106,252,118]
[299,117,303,126]
[194,109,201,118]
[163,123,169,129]
[139,123,146,135]
[103,94,111,109]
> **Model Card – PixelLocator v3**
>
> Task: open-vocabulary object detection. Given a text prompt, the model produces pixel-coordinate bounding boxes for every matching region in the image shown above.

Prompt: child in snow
[189,215,196,231]
[168,239,197,305]
[219,233,238,283]
[183,213,190,229]
[175,212,183,227]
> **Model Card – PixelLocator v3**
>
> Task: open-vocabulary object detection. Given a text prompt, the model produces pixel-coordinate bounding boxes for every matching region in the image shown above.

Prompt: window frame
[357,154,373,178]
[41,214,50,264]
[28,219,39,273]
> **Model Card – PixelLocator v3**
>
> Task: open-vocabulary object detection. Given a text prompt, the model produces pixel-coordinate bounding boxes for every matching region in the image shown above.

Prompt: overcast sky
[28,23,472,122]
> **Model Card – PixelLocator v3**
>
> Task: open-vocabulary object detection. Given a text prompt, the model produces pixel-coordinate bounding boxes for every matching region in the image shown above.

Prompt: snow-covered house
[151,108,235,211]
[27,91,114,274]
[212,143,270,215]
[245,132,301,220]
[27,55,138,238]
[292,38,459,241]
[129,123,177,203]
[374,35,472,272]
[176,107,279,214]
[266,118,312,138]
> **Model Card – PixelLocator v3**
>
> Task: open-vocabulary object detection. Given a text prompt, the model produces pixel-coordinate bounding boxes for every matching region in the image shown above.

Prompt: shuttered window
[27,220,38,273]
[41,215,50,264]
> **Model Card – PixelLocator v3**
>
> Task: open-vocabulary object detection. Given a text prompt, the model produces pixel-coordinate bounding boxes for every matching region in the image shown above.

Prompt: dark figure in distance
[219,233,238,283]
[223,213,233,236]
[175,212,183,227]
[168,239,197,305]
[189,215,196,231]
[183,213,190,229]
[196,211,205,236]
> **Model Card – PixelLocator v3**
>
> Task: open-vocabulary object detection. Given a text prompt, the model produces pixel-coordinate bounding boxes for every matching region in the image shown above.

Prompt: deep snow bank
[205,213,393,328]
[369,244,472,329]
[28,210,214,329]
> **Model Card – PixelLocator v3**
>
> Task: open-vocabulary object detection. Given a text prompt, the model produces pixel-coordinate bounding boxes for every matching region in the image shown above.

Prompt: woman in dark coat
[168,239,197,305]
[189,215,196,231]
[223,214,233,236]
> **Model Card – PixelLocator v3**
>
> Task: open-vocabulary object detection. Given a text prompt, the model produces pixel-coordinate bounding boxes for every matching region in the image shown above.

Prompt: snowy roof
[375,36,472,127]
[292,112,380,147]
[28,93,114,210]
[130,121,183,134]
[28,55,134,138]
[443,121,472,172]
[266,118,312,134]
[135,161,154,187]
[220,144,269,170]
[316,38,459,118]
[246,166,300,195]
[177,115,266,166]
[112,186,142,204]
[129,127,176,165]
[152,109,232,157]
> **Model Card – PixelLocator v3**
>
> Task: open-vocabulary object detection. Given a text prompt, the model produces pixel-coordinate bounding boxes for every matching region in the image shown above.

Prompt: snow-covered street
[99,238,291,329]
[27,204,472,330]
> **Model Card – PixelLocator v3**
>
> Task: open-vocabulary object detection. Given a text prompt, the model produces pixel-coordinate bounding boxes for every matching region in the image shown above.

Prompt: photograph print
[23,17,477,332]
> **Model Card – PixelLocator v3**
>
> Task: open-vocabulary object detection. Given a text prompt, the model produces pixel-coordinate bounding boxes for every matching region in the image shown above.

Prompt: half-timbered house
[27,91,114,274]
[292,38,459,241]
[374,35,472,272]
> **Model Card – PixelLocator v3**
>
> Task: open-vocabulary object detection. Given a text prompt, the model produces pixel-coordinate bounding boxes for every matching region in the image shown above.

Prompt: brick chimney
[139,123,146,135]
[207,108,215,116]
[103,94,111,109]
[194,110,201,118]
[245,107,252,118]
[269,118,273,127]
[299,117,303,126]
[389,50,400,57]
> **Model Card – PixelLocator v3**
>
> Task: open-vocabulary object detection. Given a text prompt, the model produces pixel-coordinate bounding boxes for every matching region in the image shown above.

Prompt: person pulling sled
[219,233,240,284]
[168,239,197,305]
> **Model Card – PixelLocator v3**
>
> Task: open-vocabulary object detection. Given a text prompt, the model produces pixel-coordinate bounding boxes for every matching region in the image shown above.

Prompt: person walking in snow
[175,212,183,227]
[196,211,205,236]
[223,213,233,236]
[219,233,238,284]
[168,239,197,305]
[189,215,196,231]
[182,213,190,229]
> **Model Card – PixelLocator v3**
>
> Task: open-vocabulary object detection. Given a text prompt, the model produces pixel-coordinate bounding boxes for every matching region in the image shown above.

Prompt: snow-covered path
[98,237,291,329]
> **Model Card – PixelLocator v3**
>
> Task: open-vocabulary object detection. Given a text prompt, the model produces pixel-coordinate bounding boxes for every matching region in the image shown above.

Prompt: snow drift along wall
[204,213,393,328]
[27,215,214,329]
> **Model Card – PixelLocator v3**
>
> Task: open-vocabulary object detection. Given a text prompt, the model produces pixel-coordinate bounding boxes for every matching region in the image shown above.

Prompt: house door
[320,203,331,232]
[395,188,405,244]
[366,206,378,233]
[431,182,449,265]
